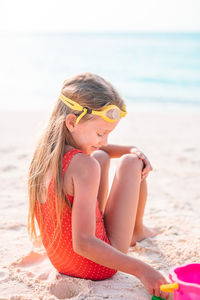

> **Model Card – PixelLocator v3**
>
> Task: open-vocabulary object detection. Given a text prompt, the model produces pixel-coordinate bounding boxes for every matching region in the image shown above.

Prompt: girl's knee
[118,153,143,171]
[92,150,110,169]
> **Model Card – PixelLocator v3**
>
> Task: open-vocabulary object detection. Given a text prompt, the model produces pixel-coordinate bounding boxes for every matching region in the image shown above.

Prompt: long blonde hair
[28,72,125,241]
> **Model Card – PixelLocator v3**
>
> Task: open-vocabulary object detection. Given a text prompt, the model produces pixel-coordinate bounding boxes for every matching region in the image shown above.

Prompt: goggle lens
[106,108,121,120]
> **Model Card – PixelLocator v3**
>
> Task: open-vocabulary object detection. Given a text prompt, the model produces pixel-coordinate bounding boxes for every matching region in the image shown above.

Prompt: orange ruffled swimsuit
[35,148,117,280]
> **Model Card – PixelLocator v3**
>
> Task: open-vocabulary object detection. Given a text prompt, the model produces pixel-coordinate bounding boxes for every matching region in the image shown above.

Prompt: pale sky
[0,0,200,33]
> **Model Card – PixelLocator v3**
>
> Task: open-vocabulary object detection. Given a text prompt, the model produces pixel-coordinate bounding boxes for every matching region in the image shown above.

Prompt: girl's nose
[101,135,108,147]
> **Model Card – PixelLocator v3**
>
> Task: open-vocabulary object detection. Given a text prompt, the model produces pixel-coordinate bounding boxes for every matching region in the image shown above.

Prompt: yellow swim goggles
[60,93,127,124]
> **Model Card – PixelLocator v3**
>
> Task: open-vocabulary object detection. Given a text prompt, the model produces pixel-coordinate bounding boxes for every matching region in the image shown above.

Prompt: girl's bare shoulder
[71,152,100,179]
[64,145,99,173]
[63,151,100,196]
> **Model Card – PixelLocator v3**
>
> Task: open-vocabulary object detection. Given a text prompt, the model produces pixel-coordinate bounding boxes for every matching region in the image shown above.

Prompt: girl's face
[66,115,119,155]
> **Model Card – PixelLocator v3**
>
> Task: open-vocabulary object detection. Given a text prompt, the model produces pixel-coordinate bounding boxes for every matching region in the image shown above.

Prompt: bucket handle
[160,282,179,293]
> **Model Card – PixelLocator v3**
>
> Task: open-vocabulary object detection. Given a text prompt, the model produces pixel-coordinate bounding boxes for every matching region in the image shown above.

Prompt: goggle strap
[60,93,83,111]
[121,110,127,117]
[91,110,101,116]
[76,108,88,124]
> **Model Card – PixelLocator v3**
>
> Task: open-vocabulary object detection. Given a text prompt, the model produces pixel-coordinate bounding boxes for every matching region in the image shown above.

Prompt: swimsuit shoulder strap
[62,148,83,176]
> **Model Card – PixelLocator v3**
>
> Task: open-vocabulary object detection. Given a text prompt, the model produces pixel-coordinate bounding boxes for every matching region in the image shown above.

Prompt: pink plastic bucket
[169,263,200,300]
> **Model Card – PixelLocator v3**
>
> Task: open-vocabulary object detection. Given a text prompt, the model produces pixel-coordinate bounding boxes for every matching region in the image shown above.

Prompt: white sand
[0,107,200,299]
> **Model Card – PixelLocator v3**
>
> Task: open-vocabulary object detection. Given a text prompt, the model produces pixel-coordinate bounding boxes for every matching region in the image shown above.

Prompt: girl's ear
[65,114,78,132]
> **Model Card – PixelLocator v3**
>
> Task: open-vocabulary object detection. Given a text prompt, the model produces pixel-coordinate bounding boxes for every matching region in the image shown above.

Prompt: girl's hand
[130,147,153,180]
[139,266,169,299]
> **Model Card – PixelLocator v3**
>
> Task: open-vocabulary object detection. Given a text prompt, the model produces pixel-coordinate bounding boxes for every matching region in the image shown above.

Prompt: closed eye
[97,133,103,137]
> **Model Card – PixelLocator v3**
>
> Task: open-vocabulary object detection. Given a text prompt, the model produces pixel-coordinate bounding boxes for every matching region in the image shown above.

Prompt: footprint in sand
[0,268,8,281]
[183,147,195,152]
[49,278,90,299]
[0,147,16,154]
[1,165,17,172]
[11,251,47,268]
[17,153,28,159]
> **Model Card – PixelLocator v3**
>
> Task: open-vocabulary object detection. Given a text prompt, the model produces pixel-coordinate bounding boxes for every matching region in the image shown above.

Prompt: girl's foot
[130,225,158,246]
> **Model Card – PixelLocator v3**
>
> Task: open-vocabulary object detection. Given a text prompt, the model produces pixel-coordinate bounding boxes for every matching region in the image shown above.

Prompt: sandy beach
[0,107,200,299]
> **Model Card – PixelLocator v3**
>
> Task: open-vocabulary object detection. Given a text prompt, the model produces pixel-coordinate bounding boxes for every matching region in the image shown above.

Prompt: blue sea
[0,32,200,111]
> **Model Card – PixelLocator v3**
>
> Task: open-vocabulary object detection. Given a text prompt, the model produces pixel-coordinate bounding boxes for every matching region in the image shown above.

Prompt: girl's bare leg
[91,150,110,214]
[92,150,156,252]
[130,179,157,246]
[103,153,144,253]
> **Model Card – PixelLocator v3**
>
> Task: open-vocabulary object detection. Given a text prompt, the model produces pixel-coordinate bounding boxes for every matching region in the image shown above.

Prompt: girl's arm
[70,154,167,296]
[100,144,153,180]
[100,144,135,158]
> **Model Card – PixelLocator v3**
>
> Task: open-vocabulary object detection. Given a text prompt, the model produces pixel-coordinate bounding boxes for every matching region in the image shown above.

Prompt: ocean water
[0,32,200,111]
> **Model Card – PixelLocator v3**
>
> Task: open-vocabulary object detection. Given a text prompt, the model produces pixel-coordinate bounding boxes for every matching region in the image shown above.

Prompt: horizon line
[1,30,200,35]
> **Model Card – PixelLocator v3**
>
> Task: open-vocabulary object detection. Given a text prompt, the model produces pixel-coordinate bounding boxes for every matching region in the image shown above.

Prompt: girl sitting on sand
[28,72,168,298]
